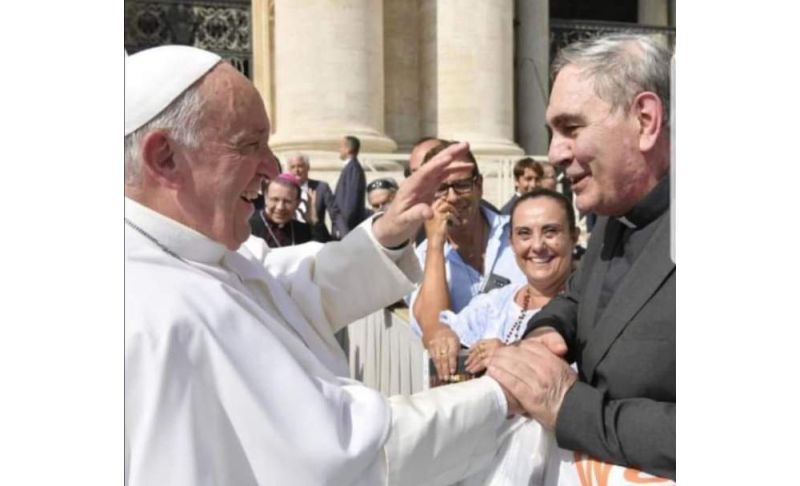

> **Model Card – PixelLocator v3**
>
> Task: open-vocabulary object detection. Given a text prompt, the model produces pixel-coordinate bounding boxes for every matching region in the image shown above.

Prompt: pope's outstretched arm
[244,143,477,332]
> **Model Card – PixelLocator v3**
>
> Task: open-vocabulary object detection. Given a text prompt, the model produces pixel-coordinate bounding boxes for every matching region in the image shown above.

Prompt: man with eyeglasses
[407,140,526,380]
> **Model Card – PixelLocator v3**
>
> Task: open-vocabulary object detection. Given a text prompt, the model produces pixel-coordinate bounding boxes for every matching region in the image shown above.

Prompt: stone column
[418,0,438,139]
[514,0,549,155]
[270,0,397,153]
[251,0,274,125]
[429,0,523,155]
[383,0,420,151]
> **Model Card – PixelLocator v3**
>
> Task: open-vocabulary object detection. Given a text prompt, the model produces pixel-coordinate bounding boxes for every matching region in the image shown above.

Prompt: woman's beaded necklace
[504,286,532,344]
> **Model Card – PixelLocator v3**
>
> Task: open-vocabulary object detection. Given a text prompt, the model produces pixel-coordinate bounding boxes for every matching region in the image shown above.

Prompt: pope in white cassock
[124,45,527,486]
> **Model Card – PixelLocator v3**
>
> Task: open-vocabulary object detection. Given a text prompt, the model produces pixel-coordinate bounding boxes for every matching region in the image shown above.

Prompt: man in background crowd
[500,157,544,214]
[366,177,398,213]
[539,161,558,191]
[287,153,345,241]
[333,135,368,238]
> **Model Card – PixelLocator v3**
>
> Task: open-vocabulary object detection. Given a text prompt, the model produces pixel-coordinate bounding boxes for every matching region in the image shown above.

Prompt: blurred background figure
[333,135,368,239]
[405,136,442,178]
[500,157,544,214]
[539,162,558,191]
[249,172,331,247]
[287,153,345,241]
[366,178,399,213]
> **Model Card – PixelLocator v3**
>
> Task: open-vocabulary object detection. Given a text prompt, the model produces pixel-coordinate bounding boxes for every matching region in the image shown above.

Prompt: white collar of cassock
[616,216,637,229]
[125,197,228,265]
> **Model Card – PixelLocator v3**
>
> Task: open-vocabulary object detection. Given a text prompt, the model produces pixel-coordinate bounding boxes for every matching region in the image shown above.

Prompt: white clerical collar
[616,216,637,229]
[125,197,228,264]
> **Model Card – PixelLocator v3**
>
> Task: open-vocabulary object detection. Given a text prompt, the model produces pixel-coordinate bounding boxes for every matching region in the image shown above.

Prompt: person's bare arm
[412,200,460,379]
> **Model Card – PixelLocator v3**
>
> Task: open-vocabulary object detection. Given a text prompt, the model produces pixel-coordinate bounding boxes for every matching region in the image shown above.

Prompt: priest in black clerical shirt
[250,173,331,248]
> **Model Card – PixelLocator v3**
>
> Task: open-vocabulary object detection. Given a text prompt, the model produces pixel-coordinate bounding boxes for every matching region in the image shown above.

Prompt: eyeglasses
[434,176,477,199]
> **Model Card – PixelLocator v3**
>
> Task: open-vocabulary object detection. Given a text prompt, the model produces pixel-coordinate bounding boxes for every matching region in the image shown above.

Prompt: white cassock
[125,198,509,486]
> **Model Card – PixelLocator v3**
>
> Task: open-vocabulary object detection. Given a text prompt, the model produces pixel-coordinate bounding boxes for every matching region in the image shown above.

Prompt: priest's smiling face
[546,64,659,217]
[176,63,280,249]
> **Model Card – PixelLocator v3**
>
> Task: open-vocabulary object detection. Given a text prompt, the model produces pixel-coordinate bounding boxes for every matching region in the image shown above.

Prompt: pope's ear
[140,130,183,188]
[633,91,664,153]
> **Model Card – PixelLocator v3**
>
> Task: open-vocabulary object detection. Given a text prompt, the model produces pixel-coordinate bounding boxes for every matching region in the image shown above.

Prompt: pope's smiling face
[174,64,279,249]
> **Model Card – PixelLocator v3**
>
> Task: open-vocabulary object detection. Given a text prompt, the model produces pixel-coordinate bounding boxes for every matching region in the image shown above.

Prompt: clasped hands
[423,325,577,430]
[488,326,578,429]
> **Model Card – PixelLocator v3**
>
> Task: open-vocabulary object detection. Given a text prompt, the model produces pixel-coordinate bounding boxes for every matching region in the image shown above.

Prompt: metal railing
[124,0,252,78]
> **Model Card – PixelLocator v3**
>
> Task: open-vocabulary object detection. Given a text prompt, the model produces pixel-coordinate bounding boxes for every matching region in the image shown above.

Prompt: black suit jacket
[249,213,330,247]
[526,211,675,479]
[333,157,367,238]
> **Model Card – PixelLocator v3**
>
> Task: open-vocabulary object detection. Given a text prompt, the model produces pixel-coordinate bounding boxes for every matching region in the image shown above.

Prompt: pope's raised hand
[372,142,474,248]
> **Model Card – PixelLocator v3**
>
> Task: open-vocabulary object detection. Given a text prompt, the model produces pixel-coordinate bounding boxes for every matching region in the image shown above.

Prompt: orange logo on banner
[573,452,671,486]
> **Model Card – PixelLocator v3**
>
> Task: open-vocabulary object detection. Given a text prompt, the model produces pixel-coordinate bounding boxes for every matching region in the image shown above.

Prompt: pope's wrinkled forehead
[125,45,221,136]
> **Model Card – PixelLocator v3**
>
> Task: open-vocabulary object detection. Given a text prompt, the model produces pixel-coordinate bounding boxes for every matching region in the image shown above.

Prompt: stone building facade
[125,0,675,208]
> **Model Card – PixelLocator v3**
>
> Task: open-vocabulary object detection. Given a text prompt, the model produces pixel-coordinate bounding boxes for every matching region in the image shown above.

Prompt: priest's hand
[372,142,474,248]
[525,326,568,358]
[423,325,460,382]
[487,339,577,430]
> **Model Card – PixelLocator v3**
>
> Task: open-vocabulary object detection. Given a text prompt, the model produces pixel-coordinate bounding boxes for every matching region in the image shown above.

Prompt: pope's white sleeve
[260,218,420,330]
[384,376,508,486]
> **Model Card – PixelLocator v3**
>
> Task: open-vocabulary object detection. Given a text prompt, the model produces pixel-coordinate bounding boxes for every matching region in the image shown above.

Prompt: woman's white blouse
[439,283,540,347]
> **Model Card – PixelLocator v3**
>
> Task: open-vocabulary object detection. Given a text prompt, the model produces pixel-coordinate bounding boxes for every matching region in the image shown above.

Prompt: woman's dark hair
[421,140,480,177]
[509,188,577,236]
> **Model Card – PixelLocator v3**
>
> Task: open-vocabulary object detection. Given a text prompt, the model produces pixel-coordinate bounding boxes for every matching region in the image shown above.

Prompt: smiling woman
[438,188,578,372]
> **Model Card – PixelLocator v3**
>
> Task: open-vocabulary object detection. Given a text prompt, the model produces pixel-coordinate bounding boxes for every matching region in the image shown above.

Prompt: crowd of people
[125,32,675,485]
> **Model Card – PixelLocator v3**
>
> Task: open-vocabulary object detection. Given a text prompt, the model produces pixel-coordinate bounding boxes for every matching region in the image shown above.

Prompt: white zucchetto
[125,45,221,136]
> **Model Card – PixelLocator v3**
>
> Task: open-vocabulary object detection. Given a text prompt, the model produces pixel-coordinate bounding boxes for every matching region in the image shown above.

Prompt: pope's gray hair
[552,33,672,127]
[123,83,206,185]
